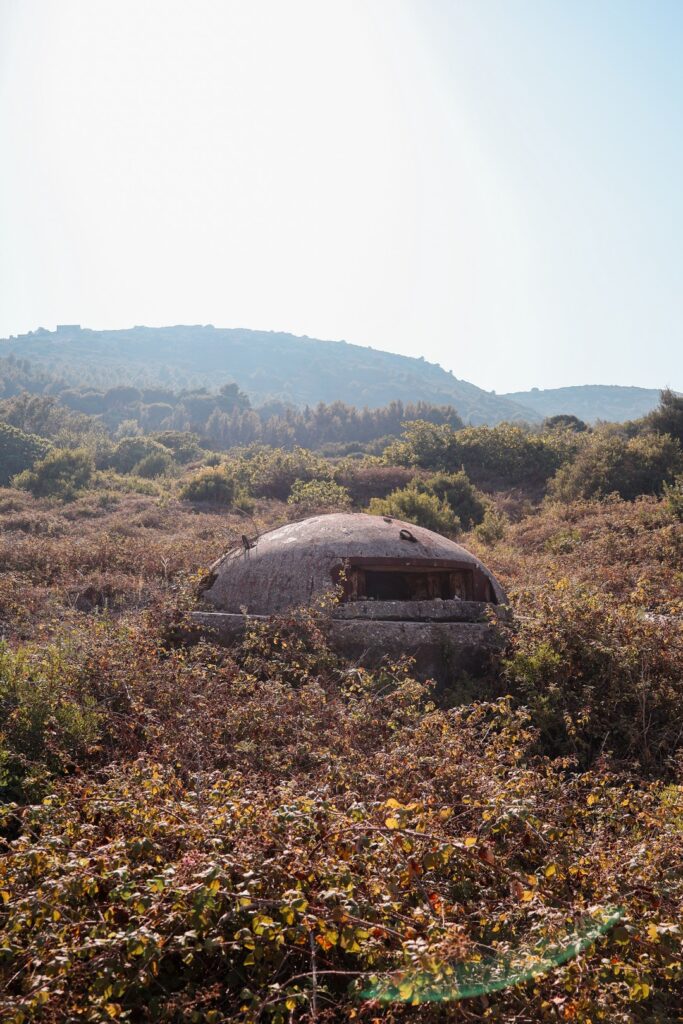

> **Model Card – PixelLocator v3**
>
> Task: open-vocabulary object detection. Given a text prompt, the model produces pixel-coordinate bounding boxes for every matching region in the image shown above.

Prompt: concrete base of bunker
[190,609,506,686]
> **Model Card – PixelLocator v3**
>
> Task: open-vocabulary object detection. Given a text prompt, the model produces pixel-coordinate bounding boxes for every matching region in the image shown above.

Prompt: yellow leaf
[545,864,557,878]
[647,923,659,941]
[340,930,361,953]
[587,793,599,806]
[521,890,535,902]
[385,798,402,809]
[385,816,400,830]
[285,998,297,1011]
[464,837,477,848]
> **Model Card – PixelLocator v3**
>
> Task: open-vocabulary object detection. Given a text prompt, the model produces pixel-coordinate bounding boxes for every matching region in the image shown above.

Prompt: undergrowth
[0,489,681,1022]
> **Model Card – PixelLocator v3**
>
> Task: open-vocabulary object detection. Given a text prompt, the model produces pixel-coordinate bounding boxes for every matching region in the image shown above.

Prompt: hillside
[2,325,536,425]
[502,384,666,423]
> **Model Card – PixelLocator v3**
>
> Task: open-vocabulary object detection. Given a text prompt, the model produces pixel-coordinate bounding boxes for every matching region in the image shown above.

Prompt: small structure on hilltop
[193,512,509,683]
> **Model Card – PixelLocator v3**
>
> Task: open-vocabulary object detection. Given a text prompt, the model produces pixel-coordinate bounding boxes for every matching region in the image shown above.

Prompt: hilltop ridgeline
[2,325,535,425]
[2,325,671,424]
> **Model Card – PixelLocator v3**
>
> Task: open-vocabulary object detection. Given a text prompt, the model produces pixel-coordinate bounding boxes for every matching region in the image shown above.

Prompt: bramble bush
[505,580,683,769]
[664,475,683,520]
[1,436,683,1022]
[0,641,101,802]
[0,610,681,1022]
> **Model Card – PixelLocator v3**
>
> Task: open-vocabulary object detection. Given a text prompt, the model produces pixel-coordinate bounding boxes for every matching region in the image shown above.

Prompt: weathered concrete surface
[332,598,510,623]
[201,512,507,615]
[329,619,504,683]
[190,610,505,684]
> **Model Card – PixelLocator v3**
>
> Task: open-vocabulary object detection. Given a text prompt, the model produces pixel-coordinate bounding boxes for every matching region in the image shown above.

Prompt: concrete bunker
[193,512,509,683]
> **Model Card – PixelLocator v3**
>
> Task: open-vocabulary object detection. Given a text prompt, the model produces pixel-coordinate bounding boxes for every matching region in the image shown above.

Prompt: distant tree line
[2,351,683,520]
[0,356,464,450]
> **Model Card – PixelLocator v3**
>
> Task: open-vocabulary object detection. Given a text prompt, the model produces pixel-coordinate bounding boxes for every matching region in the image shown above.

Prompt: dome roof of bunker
[201,512,507,616]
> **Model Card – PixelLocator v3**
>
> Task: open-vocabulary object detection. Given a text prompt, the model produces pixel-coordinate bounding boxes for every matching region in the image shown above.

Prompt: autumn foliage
[0,476,682,1021]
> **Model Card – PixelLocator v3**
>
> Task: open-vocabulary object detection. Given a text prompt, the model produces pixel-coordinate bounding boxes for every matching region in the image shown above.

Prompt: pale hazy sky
[1,0,681,393]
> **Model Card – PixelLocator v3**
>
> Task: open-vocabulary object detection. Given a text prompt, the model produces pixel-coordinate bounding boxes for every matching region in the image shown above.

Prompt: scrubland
[0,476,681,1024]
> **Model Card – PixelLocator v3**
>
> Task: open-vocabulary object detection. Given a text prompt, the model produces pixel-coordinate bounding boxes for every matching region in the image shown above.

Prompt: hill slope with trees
[2,325,536,424]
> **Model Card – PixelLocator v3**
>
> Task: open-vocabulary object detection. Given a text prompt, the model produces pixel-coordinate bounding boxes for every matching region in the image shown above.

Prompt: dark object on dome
[193,513,509,685]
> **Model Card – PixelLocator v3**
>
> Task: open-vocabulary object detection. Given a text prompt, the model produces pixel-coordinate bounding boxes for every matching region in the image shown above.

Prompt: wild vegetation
[0,383,682,1022]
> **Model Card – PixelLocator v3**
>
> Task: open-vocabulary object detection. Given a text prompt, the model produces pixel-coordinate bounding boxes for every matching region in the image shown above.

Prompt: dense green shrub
[13,447,94,500]
[244,446,329,500]
[0,421,49,485]
[287,478,352,511]
[385,421,570,489]
[416,469,487,529]
[549,431,683,502]
[367,484,460,534]
[383,420,463,470]
[202,452,223,467]
[473,505,509,544]
[643,387,683,444]
[108,436,170,474]
[133,449,175,479]
[179,466,237,505]
[151,430,203,463]
[0,642,101,801]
